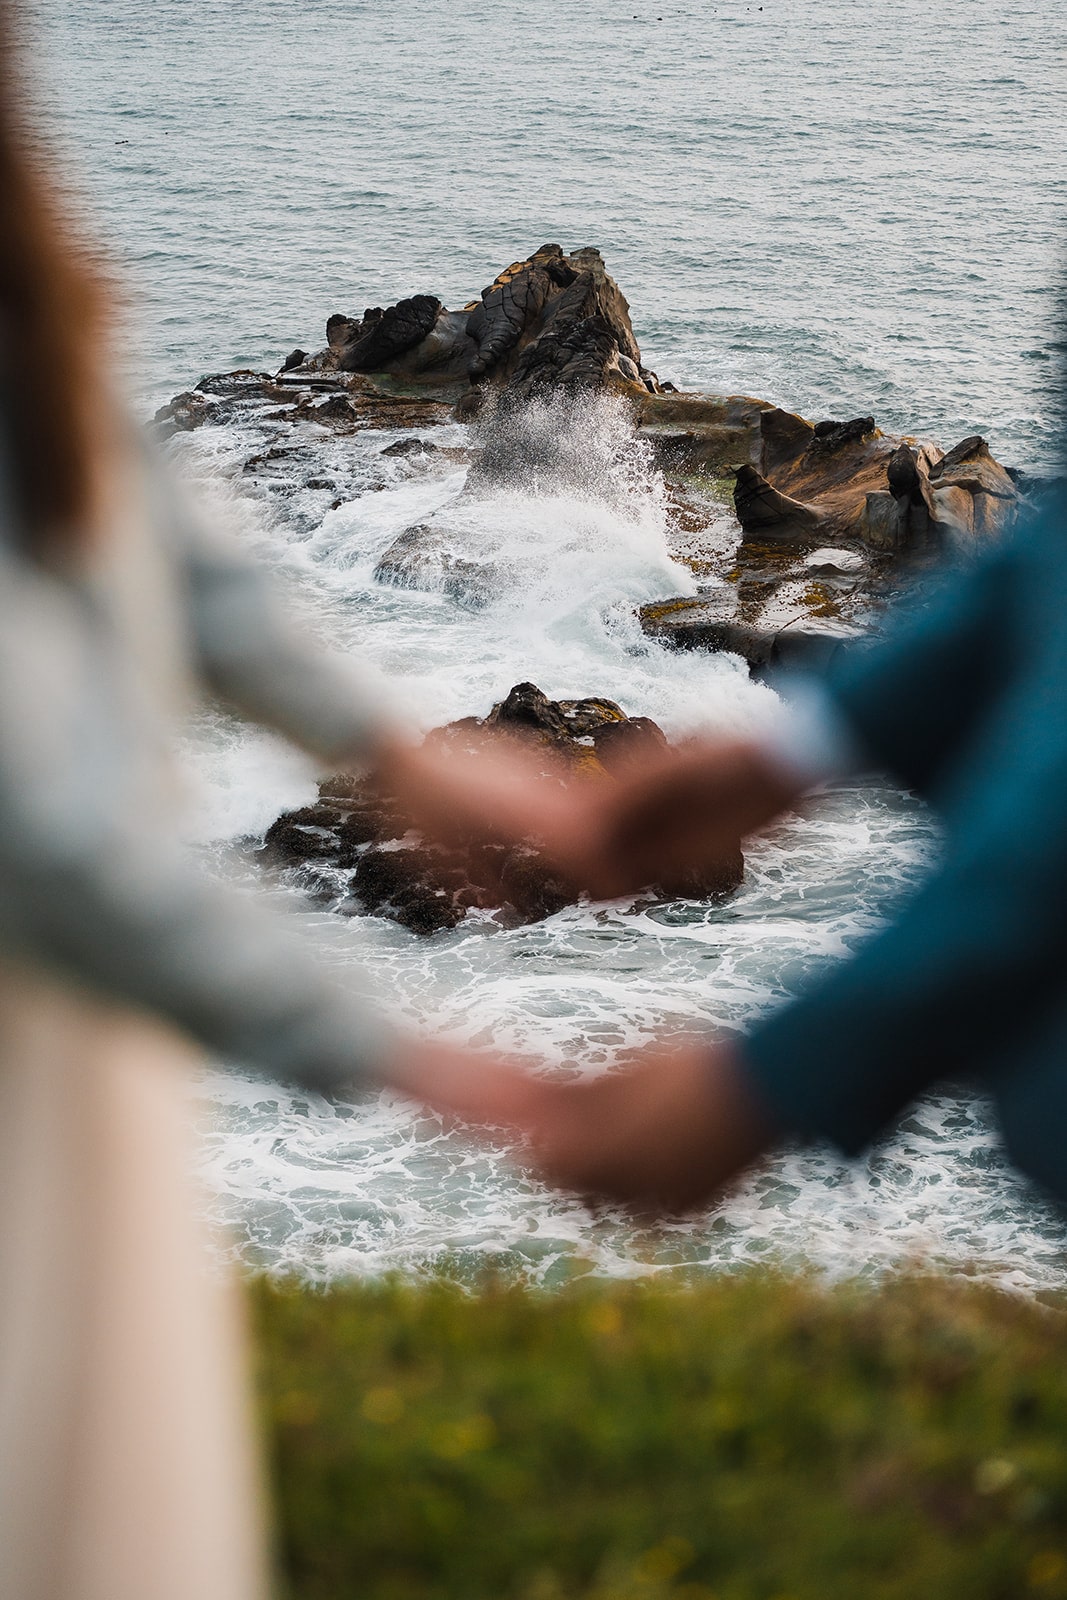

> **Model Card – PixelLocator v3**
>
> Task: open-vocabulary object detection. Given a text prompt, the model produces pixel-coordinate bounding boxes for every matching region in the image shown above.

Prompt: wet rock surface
[638,400,1024,671]
[155,244,1031,687]
[371,524,495,609]
[281,242,659,401]
[258,683,744,935]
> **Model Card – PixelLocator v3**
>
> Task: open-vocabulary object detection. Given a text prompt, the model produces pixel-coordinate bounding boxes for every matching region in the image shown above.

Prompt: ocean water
[24,0,1067,1290]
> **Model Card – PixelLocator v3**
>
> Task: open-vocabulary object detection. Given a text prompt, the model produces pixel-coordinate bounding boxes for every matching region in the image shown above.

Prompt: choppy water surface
[26,0,1067,1289]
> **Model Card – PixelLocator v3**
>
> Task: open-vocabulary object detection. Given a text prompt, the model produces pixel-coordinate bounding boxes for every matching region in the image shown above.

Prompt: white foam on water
[22,0,1065,1290]
[174,394,780,843]
[167,391,1067,1294]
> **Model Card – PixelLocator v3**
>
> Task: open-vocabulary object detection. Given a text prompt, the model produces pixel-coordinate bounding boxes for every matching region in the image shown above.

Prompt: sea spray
[169,384,1067,1293]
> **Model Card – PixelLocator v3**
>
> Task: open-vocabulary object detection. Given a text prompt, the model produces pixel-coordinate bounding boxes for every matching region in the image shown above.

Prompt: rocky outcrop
[866,434,1020,553]
[372,525,495,609]
[154,245,1029,684]
[641,592,869,675]
[330,295,445,374]
[639,401,1021,673]
[288,243,659,402]
[151,368,455,446]
[465,246,576,379]
[732,413,1020,555]
[258,683,744,934]
[733,464,822,541]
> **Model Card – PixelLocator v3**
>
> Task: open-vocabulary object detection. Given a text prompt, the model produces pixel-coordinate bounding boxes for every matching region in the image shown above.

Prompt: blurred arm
[0,540,400,1093]
[741,578,1067,1166]
[814,534,1026,800]
[151,452,410,765]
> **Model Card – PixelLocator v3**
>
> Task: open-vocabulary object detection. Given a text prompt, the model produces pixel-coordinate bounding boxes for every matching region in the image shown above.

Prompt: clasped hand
[375,729,796,900]
[375,730,795,1213]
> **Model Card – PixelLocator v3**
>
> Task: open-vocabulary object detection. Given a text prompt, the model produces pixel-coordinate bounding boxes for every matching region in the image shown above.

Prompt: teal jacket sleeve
[826,535,1026,801]
[742,494,1067,1161]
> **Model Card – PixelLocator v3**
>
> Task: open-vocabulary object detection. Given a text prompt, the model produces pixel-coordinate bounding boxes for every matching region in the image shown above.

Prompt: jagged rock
[194,370,279,398]
[151,370,307,438]
[643,414,1019,674]
[727,402,1019,556]
[640,601,867,675]
[152,246,1027,694]
[505,313,627,397]
[550,249,642,366]
[278,348,307,375]
[308,393,360,425]
[152,390,213,438]
[810,416,876,452]
[259,806,345,865]
[877,434,1018,552]
[350,846,468,935]
[486,681,576,739]
[297,244,652,399]
[380,436,438,458]
[335,294,444,373]
[258,684,745,934]
[734,465,821,541]
[466,245,574,379]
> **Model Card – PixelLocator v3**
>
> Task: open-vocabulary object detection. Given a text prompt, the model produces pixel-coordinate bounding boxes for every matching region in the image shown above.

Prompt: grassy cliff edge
[255,1272,1067,1600]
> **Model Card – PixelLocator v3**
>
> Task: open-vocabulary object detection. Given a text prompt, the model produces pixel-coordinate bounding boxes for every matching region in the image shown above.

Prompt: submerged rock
[258,683,744,935]
[372,524,496,609]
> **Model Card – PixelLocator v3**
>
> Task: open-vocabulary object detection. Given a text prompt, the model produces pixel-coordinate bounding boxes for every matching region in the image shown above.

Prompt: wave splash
[172,384,1067,1297]
[373,387,691,629]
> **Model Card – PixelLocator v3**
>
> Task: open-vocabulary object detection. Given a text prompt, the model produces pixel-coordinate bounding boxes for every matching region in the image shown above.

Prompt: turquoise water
[23,0,1067,1289]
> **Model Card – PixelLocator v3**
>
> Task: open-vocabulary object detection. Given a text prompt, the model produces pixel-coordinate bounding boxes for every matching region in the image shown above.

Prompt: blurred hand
[519,1038,774,1213]
[387,1034,550,1126]
[371,731,801,905]
[372,733,607,884]
[587,737,801,898]
[396,1035,775,1217]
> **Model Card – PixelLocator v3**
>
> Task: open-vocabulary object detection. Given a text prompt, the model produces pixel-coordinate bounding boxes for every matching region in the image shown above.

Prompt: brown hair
[0,1,109,553]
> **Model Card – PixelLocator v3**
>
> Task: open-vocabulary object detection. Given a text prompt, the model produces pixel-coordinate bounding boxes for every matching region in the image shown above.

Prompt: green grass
[254,1273,1067,1600]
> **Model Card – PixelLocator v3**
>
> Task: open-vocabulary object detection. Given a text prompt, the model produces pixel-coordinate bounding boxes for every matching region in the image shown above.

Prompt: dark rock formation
[287,243,657,401]
[641,595,868,676]
[631,369,1021,673]
[640,408,1021,673]
[868,434,1019,554]
[810,416,876,453]
[153,390,214,438]
[734,411,1019,554]
[733,464,821,541]
[380,436,438,458]
[334,295,444,373]
[258,683,744,934]
[505,312,622,397]
[152,245,1030,686]
[152,371,299,438]
[466,245,576,379]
